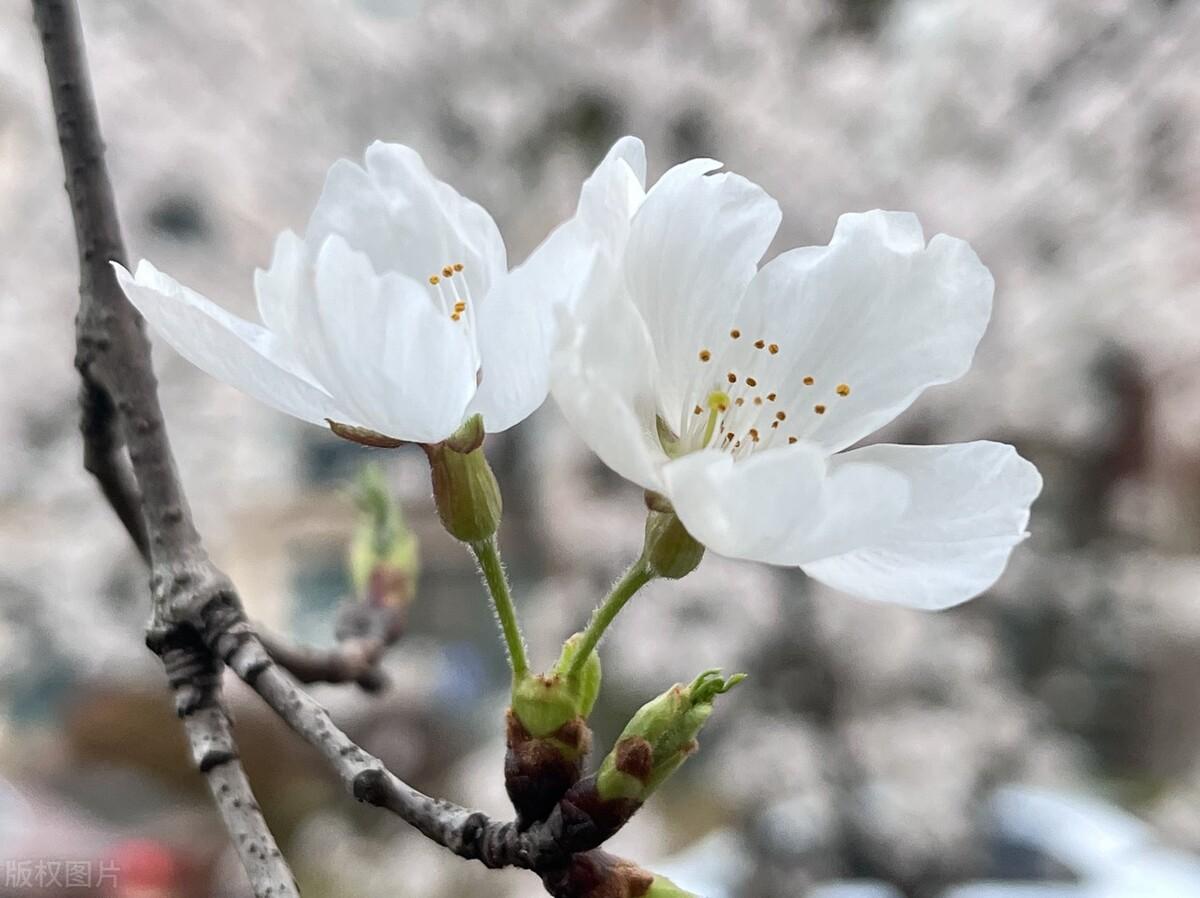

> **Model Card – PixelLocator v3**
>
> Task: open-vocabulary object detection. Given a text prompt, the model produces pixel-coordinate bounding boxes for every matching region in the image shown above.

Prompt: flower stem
[568,558,656,683]
[470,536,528,679]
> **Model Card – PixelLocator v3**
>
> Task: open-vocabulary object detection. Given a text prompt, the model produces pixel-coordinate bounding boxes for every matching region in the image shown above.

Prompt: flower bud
[595,669,745,803]
[348,465,418,609]
[645,876,700,897]
[511,641,600,740]
[642,509,704,580]
[424,415,502,543]
[540,850,655,898]
[506,634,602,827]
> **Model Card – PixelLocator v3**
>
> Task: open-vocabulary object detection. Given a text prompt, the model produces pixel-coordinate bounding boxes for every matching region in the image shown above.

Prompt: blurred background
[2,0,1200,895]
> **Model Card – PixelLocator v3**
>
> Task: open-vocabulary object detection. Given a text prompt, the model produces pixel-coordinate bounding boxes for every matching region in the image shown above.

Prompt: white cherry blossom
[114,139,642,445]
[554,141,1042,609]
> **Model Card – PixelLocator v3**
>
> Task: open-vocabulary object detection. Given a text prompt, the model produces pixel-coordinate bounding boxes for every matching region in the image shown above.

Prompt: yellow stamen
[814,404,826,415]
[699,349,712,362]
[429,275,440,285]
[836,383,851,396]
[803,376,815,386]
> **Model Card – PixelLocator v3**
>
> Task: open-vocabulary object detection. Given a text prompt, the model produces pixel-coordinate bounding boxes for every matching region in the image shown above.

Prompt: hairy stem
[471,536,529,678]
[568,559,656,683]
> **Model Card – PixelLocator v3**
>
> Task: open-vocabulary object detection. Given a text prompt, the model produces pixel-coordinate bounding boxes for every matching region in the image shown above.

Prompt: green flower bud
[645,876,701,898]
[556,632,602,720]
[511,633,602,740]
[348,464,419,608]
[642,508,704,580]
[506,634,602,827]
[424,415,502,543]
[596,669,745,802]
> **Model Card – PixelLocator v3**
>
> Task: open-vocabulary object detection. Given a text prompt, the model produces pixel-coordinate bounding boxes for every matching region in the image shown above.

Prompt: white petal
[662,442,910,565]
[305,142,506,299]
[466,229,572,433]
[254,229,309,339]
[624,158,782,418]
[575,135,647,249]
[801,441,1042,610]
[113,261,343,426]
[551,270,667,492]
[311,236,477,443]
[735,210,994,454]
[253,229,351,393]
[469,137,649,433]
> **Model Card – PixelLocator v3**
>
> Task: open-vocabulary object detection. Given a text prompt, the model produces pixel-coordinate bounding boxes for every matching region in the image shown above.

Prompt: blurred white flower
[554,143,1041,609]
[114,140,633,444]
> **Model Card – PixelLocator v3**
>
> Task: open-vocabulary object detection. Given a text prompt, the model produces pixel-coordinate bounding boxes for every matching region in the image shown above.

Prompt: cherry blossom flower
[114,140,639,445]
[553,142,1041,609]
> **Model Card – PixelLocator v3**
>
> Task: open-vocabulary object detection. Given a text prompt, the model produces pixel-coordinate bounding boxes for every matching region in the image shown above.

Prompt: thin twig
[257,601,406,691]
[206,609,609,873]
[258,629,389,692]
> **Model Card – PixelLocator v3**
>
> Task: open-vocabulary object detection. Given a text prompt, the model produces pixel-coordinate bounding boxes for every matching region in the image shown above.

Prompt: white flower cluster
[115,137,1040,609]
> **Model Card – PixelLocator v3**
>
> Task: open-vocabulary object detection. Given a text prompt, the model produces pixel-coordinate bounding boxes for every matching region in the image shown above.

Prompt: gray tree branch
[33,2,667,894]
[256,602,406,692]
[160,635,297,894]
[32,2,295,895]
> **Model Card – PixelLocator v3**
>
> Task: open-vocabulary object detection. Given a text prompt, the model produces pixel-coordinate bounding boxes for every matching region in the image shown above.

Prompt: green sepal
[642,509,705,580]
[510,632,602,741]
[646,875,702,897]
[425,415,502,543]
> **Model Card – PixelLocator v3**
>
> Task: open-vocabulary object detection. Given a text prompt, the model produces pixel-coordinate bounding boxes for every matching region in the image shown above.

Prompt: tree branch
[80,378,149,560]
[257,628,390,692]
[256,601,405,692]
[32,2,293,895]
[158,634,298,896]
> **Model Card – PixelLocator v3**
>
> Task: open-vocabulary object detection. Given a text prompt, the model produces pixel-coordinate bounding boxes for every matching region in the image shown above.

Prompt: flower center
[428,262,481,373]
[680,328,852,458]
[427,262,470,321]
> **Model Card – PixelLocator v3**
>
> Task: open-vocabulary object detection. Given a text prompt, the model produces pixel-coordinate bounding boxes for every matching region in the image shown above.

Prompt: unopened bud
[596,669,745,803]
[506,634,602,827]
[642,509,704,580]
[349,465,418,608]
[644,876,700,897]
[511,633,601,738]
[540,850,655,898]
[425,415,502,543]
